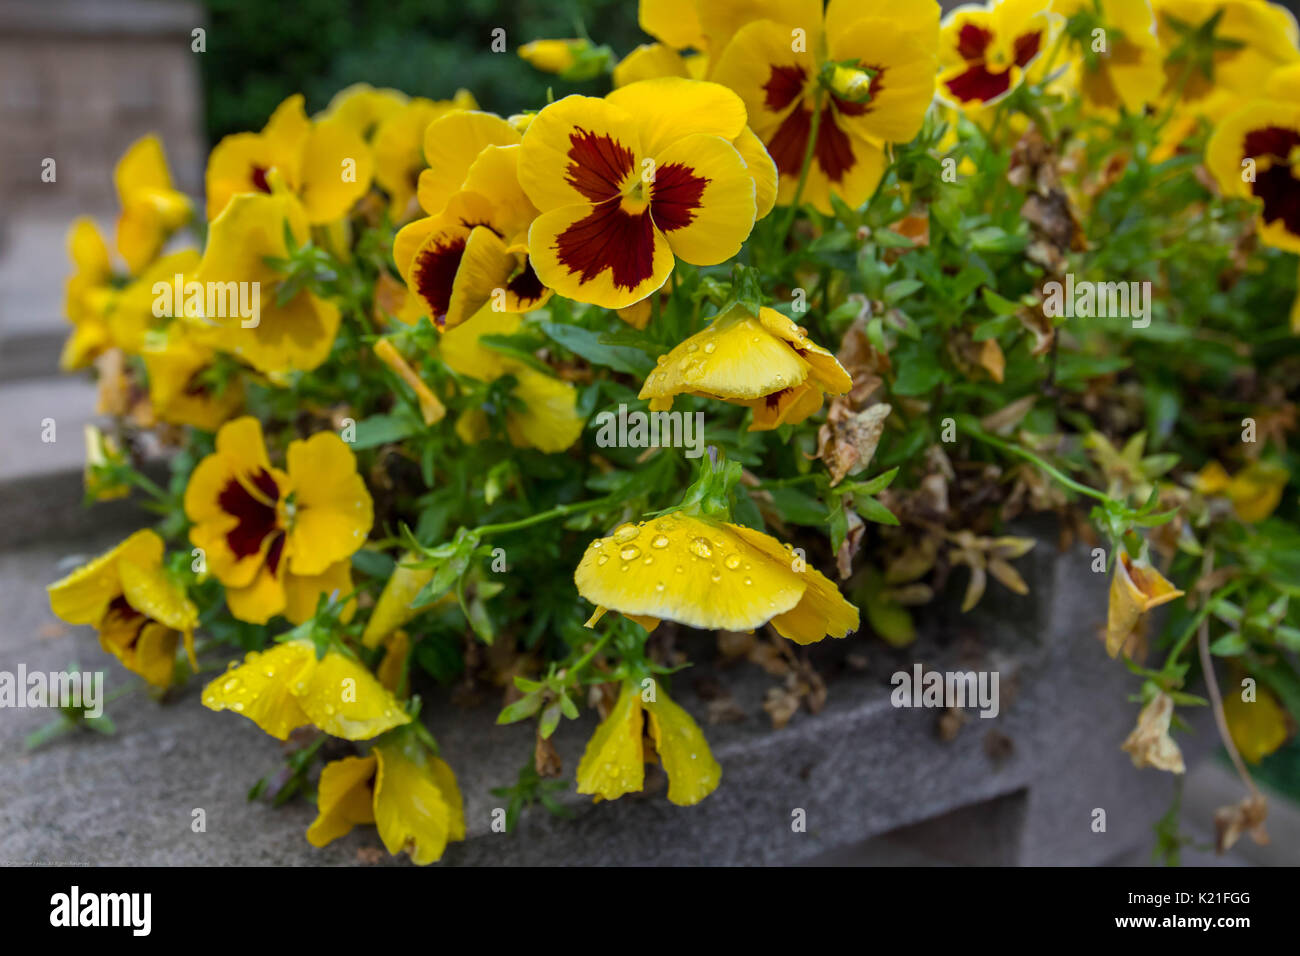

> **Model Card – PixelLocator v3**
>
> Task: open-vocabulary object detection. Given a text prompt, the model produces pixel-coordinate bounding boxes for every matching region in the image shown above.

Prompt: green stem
[474,495,620,537]
[781,87,825,244]
[967,427,1111,504]
[1163,578,1245,668]
[570,630,614,674]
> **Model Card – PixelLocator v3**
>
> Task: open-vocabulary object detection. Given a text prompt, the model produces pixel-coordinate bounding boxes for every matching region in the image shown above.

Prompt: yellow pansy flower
[372,92,476,221]
[936,0,1049,110]
[395,144,550,330]
[203,638,409,740]
[576,511,859,644]
[184,417,373,625]
[106,248,201,356]
[1224,676,1291,764]
[47,529,198,688]
[61,218,117,371]
[640,304,852,430]
[710,0,938,215]
[1153,0,1299,116]
[141,325,244,432]
[306,737,465,864]
[518,80,763,309]
[576,679,721,805]
[440,309,585,453]
[613,43,693,86]
[318,83,409,140]
[189,192,341,374]
[1105,548,1184,658]
[416,110,523,219]
[205,93,374,224]
[1195,460,1290,522]
[1051,0,1164,115]
[114,134,193,275]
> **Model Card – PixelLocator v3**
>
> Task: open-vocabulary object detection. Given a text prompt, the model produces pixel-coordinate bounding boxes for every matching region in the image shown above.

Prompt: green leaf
[538,321,656,376]
[854,495,899,526]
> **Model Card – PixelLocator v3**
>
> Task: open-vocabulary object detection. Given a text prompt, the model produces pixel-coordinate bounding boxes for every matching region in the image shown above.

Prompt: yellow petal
[1224,681,1291,764]
[118,558,198,665]
[373,741,458,864]
[638,0,705,50]
[294,648,410,740]
[645,689,721,805]
[297,118,374,224]
[48,529,164,626]
[284,432,373,577]
[361,553,439,648]
[506,368,586,453]
[574,513,806,631]
[418,111,521,216]
[732,523,860,643]
[606,77,747,158]
[1106,551,1183,658]
[613,43,691,87]
[651,132,757,267]
[575,681,646,801]
[202,641,316,740]
[306,755,378,847]
[518,95,642,212]
[733,126,778,220]
[377,630,410,693]
[281,559,356,626]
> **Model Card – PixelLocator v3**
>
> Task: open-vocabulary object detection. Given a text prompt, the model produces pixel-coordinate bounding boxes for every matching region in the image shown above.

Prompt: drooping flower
[518,80,763,308]
[372,92,476,221]
[184,417,373,624]
[576,678,721,805]
[61,218,117,371]
[1105,548,1184,658]
[47,529,198,688]
[189,192,341,374]
[937,0,1051,109]
[205,94,374,224]
[113,134,193,275]
[1153,0,1300,115]
[395,143,550,329]
[575,511,859,644]
[639,304,851,430]
[710,0,939,214]
[1194,460,1290,522]
[1121,691,1186,773]
[83,424,130,502]
[438,308,585,453]
[361,552,454,648]
[202,638,409,740]
[1051,0,1164,115]
[306,736,465,864]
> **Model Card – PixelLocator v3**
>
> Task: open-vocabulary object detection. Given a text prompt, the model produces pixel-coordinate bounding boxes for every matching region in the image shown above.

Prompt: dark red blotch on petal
[250,165,272,193]
[945,64,1012,103]
[651,162,709,232]
[764,64,807,113]
[1014,31,1042,68]
[507,257,546,304]
[413,236,468,326]
[1244,126,1300,238]
[555,200,656,292]
[219,468,280,560]
[767,106,859,184]
[566,128,635,202]
[956,23,994,61]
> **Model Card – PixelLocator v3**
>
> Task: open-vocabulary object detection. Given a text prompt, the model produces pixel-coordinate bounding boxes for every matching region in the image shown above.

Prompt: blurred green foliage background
[198,0,643,140]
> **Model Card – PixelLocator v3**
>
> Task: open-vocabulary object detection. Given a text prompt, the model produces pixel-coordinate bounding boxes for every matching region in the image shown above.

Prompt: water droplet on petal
[651,534,670,549]
[688,537,713,559]
[613,523,640,544]
[743,576,753,586]
[723,554,742,570]
[620,545,641,561]
[703,342,716,354]
[597,554,609,566]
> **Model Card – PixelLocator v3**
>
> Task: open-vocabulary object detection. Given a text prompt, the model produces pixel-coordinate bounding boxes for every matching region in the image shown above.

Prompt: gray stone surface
[3,514,1292,866]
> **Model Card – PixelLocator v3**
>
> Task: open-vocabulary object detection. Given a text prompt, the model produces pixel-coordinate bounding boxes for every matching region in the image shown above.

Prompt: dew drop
[651,534,670,549]
[597,554,609,566]
[703,342,716,354]
[222,678,239,693]
[620,545,641,561]
[688,537,714,559]
[612,523,640,544]
[723,554,742,571]
[711,570,722,583]
[656,582,666,592]
[744,576,753,586]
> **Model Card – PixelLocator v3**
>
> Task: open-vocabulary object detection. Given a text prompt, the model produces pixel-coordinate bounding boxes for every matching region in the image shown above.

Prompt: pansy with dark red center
[395,143,551,329]
[518,79,761,309]
[709,1,939,216]
[937,0,1050,110]
[184,417,373,625]
[1208,98,1300,253]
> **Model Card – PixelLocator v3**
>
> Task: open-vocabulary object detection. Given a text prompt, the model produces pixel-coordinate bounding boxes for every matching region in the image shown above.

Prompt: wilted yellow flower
[576,679,721,805]
[1106,549,1184,658]
[1121,691,1186,773]
[576,511,859,644]
[47,529,198,688]
[83,424,129,502]
[205,93,373,224]
[306,737,465,864]
[360,552,455,648]
[113,134,192,274]
[373,339,446,426]
[184,417,372,624]
[639,305,852,430]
